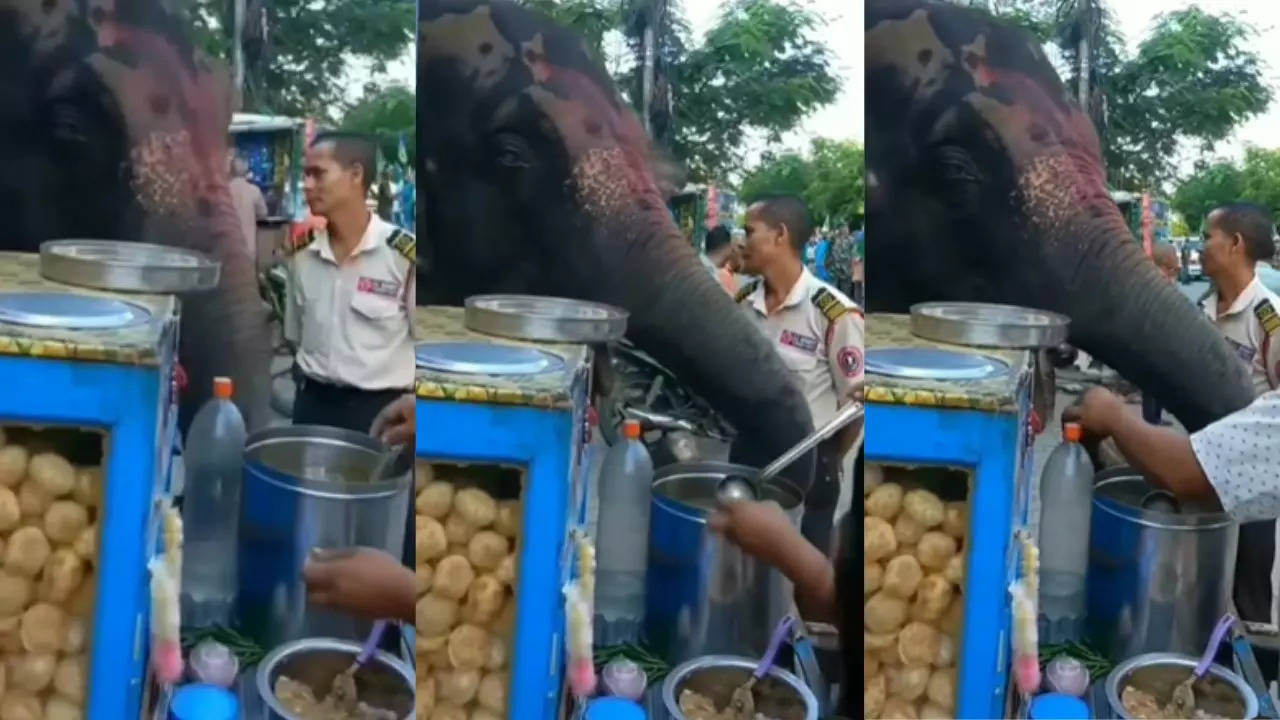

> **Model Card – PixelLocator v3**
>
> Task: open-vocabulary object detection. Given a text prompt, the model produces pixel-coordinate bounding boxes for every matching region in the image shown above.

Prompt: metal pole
[233,0,246,101]
[1077,0,1090,110]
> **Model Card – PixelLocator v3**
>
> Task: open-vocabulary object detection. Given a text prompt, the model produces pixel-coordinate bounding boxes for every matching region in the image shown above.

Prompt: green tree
[517,0,840,183]
[738,139,865,228]
[1172,161,1242,232]
[675,0,840,181]
[188,0,413,120]
[1171,147,1280,231]
[342,85,416,167]
[1107,8,1271,190]
[969,2,1271,193]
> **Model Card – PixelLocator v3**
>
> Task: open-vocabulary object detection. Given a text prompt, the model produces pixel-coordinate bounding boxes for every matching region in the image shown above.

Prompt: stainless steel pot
[237,426,412,648]
[1087,468,1238,661]
[256,637,416,720]
[661,655,818,720]
[1104,652,1259,719]
[644,462,802,665]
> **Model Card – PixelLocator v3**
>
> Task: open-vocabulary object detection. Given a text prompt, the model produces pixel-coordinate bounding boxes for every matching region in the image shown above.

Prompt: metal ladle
[716,401,865,504]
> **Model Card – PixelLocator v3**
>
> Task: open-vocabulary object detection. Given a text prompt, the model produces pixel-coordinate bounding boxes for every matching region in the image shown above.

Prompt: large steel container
[1086,468,1238,661]
[237,426,412,648]
[644,462,802,665]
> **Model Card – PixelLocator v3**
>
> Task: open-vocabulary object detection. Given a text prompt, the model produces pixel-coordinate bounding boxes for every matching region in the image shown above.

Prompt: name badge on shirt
[1226,337,1257,364]
[358,277,401,298]
[779,330,819,354]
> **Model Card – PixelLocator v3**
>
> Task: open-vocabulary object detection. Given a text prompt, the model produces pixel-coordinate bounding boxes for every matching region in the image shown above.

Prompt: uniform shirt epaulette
[1255,298,1280,336]
[811,286,851,324]
[734,279,760,304]
[288,229,317,256]
[386,228,417,264]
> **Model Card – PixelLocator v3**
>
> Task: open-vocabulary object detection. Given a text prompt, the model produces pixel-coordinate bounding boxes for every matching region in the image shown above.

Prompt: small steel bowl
[256,637,415,720]
[1105,651,1259,719]
[662,654,818,720]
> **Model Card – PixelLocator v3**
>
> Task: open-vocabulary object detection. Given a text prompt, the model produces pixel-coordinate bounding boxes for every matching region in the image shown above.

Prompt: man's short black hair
[752,195,813,255]
[705,225,731,253]
[1210,202,1277,262]
[311,131,378,192]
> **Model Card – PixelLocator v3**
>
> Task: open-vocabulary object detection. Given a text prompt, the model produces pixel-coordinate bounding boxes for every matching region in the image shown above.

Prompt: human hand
[303,547,415,622]
[707,500,801,568]
[370,394,414,446]
[1062,387,1127,438]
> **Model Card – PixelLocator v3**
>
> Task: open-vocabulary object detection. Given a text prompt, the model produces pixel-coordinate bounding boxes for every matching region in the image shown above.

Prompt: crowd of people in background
[700,219,865,307]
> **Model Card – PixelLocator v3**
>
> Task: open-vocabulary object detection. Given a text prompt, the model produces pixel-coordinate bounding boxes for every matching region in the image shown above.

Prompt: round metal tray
[415,341,565,375]
[866,347,1010,381]
[0,292,151,330]
[464,294,628,344]
[40,239,221,294]
[909,301,1069,348]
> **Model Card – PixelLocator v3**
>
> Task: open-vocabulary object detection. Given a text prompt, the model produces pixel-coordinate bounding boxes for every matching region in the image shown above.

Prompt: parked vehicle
[1181,241,1204,283]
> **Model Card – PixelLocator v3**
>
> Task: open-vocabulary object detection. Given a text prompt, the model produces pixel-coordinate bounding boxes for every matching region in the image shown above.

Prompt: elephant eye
[491,133,532,170]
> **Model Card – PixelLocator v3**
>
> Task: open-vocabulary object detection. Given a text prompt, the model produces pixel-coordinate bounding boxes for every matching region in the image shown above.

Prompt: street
[1179,279,1210,304]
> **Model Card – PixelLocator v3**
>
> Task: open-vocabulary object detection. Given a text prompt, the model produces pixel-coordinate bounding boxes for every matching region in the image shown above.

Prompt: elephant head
[865,0,1253,431]
[1,0,270,432]
[418,0,817,479]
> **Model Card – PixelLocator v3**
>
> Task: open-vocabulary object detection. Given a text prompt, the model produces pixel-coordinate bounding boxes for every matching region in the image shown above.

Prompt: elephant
[417,0,818,485]
[866,0,1270,626]
[865,0,1255,433]
[1,0,271,433]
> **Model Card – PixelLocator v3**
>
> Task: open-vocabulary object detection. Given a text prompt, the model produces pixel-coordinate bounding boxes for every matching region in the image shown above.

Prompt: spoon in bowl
[1170,614,1236,715]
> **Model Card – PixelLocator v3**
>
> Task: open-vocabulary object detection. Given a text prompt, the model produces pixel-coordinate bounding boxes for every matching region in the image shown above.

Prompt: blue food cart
[413,305,593,718]
[864,313,1038,719]
[0,252,178,718]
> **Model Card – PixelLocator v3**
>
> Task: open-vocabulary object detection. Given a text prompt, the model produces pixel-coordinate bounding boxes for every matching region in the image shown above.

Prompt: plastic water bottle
[594,420,654,644]
[181,377,247,629]
[1037,422,1093,643]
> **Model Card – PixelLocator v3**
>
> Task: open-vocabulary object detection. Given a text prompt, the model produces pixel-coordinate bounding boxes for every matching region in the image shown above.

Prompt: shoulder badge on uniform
[810,287,851,325]
[734,280,760,304]
[1255,298,1280,336]
[386,228,417,264]
[288,229,316,255]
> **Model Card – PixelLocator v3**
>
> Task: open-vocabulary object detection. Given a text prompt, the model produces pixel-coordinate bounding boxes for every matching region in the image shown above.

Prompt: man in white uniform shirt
[286,132,416,434]
[736,195,864,553]
[1200,203,1280,395]
[1197,202,1280,635]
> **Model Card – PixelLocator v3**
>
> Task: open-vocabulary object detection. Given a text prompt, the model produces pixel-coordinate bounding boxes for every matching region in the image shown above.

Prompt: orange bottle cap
[623,420,641,439]
[1063,422,1082,442]
[213,377,233,399]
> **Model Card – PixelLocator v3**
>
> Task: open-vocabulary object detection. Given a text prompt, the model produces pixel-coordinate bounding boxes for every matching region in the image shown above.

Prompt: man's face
[1156,254,1180,283]
[303,143,364,216]
[1202,210,1243,277]
[741,205,788,275]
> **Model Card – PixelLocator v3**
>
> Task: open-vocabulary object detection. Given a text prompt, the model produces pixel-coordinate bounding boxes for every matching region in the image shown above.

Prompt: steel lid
[0,292,151,329]
[909,301,1069,348]
[866,347,1009,381]
[40,239,221,294]
[415,341,565,375]
[464,294,628,343]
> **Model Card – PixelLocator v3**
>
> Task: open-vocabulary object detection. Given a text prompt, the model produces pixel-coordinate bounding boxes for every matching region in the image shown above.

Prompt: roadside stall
[413,299,609,718]
[0,243,216,718]
[229,113,307,271]
[862,306,1056,719]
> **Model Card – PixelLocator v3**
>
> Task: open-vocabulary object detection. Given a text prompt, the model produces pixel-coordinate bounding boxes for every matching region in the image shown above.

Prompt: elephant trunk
[583,214,818,487]
[171,186,272,435]
[1029,210,1254,431]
